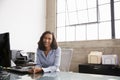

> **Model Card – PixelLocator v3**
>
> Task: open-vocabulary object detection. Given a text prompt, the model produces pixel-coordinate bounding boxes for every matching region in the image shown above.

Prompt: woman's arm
[35,49,42,67]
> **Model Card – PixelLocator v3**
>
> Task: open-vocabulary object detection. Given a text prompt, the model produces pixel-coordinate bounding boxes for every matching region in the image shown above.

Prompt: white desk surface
[10,72,120,80]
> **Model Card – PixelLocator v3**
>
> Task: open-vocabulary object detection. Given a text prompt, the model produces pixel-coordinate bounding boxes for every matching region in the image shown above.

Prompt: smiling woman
[29,31,61,73]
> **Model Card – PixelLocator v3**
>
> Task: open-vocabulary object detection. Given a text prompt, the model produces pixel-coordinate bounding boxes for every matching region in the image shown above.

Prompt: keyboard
[0,71,10,80]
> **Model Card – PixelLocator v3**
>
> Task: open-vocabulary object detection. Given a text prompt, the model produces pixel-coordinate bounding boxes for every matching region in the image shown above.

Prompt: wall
[59,40,120,72]
[0,0,46,52]
[46,0,120,72]
[46,0,56,35]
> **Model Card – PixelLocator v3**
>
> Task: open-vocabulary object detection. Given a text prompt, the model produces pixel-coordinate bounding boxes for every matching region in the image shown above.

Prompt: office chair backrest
[60,49,73,72]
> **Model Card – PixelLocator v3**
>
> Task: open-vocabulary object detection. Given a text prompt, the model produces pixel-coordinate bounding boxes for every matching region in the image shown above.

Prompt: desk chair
[60,49,73,72]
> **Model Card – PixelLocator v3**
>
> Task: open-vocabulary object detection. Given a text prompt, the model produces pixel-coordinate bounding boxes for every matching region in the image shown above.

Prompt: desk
[7,72,120,80]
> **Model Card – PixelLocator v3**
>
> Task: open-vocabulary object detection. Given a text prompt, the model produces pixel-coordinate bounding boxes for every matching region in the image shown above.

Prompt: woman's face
[43,33,53,48]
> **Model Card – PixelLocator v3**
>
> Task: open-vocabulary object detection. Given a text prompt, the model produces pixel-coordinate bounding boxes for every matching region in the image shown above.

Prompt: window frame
[56,0,118,42]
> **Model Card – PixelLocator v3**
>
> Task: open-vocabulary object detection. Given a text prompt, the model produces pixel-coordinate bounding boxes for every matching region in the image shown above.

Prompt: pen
[33,66,35,79]
[33,65,35,74]
[33,63,36,74]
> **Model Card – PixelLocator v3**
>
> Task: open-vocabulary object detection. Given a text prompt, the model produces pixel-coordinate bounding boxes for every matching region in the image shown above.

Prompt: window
[57,0,120,42]
[114,0,120,38]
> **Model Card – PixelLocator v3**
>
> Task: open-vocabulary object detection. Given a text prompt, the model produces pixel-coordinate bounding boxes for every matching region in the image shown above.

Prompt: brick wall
[58,39,120,72]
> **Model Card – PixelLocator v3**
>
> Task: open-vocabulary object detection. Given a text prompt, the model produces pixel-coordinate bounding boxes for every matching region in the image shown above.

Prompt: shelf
[79,64,120,76]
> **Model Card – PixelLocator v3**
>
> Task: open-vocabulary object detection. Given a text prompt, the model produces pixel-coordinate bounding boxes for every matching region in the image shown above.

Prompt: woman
[29,31,61,73]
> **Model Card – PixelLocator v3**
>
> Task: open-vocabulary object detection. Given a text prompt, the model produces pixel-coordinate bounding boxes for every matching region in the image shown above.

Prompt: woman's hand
[28,66,43,74]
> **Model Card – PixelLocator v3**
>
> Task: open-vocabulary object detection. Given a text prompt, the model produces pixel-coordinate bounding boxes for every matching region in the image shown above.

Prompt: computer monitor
[0,32,11,67]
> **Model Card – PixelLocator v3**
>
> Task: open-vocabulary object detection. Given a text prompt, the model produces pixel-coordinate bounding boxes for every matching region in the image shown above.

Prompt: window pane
[87,24,98,40]
[57,13,65,27]
[114,0,120,2]
[69,12,78,25]
[76,25,86,40]
[67,0,76,12]
[66,26,75,41]
[57,27,66,42]
[114,2,120,19]
[87,0,97,8]
[65,12,70,25]
[88,8,97,22]
[115,20,120,39]
[57,0,65,13]
[99,4,111,21]
[76,0,87,10]
[98,0,110,5]
[99,22,111,39]
[78,10,88,23]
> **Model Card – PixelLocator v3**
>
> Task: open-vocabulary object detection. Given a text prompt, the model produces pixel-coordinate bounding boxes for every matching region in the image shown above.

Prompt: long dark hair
[38,31,58,51]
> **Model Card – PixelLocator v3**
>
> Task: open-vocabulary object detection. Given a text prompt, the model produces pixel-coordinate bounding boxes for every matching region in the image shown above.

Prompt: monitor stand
[0,66,3,73]
[11,60,16,67]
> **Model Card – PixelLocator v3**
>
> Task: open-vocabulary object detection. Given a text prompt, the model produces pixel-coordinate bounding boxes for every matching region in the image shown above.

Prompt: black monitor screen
[0,32,11,67]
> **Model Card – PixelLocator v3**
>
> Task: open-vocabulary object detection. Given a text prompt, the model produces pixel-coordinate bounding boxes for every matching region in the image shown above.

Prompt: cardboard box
[88,51,103,64]
[102,55,118,65]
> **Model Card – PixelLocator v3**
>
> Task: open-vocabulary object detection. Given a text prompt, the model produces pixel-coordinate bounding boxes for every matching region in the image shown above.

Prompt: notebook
[8,66,31,74]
